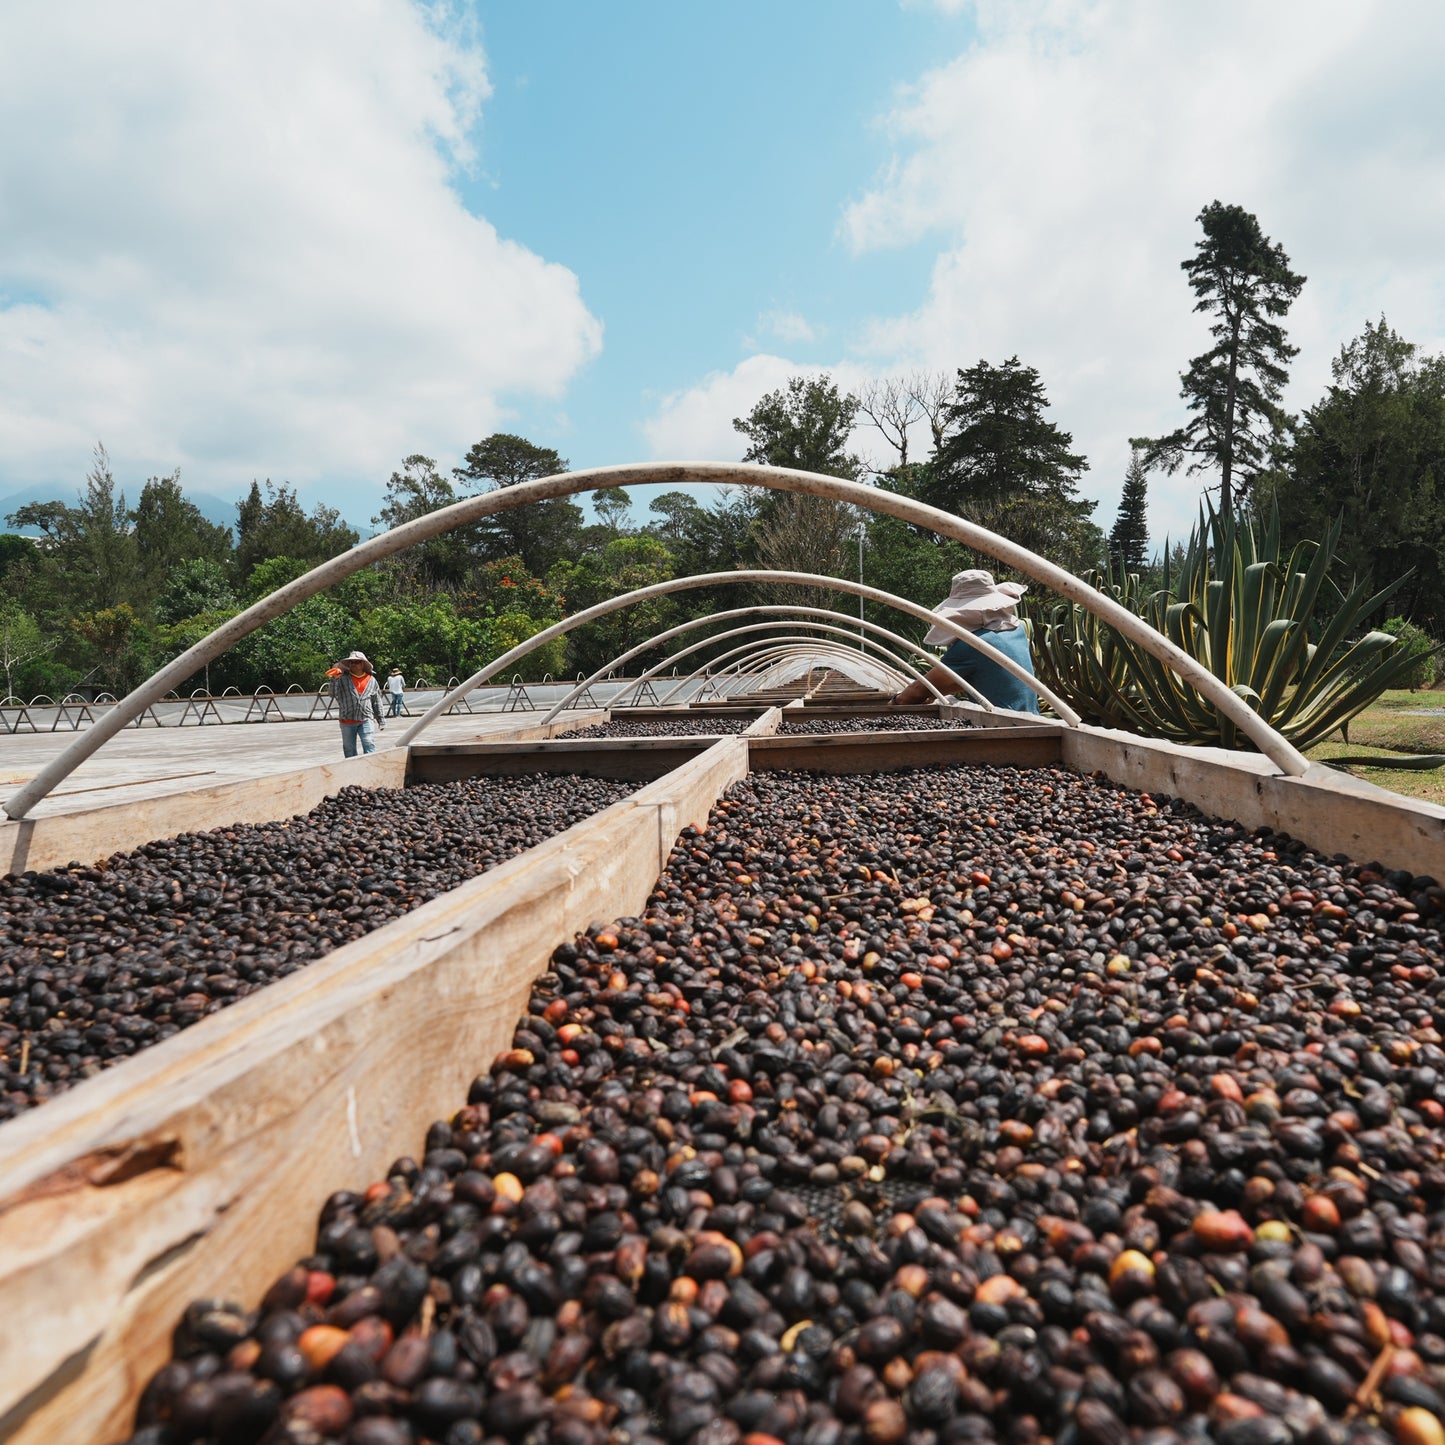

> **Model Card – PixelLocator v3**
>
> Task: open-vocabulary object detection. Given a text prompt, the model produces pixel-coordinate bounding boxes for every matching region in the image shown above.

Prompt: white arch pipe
[548,604,983,721]
[742,646,903,695]
[554,605,975,717]
[676,640,907,702]
[645,627,949,707]
[622,631,934,706]
[610,627,933,708]
[4,462,1308,819]
[649,622,967,706]
[399,570,1077,748]
[731,643,905,696]
[714,640,907,695]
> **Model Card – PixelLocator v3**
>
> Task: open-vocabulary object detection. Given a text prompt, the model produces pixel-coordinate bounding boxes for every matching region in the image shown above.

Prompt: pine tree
[1134,202,1305,518]
[1108,450,1151,572]
[924,357,1098,570]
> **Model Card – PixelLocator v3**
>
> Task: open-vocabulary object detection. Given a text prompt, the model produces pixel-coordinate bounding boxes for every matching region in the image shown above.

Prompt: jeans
[388,693,404,716]
[341,720,378,757]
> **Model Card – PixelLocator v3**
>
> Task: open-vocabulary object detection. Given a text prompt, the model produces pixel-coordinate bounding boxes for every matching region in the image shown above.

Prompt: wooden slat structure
[3,703,1445,1440]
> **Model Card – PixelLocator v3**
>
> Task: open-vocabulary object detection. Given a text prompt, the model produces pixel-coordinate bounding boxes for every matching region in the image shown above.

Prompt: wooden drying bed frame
[3,708,1445,1441]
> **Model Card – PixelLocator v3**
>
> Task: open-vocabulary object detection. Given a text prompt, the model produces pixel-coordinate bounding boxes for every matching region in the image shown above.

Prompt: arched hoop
[603,626,934,707]
[400,570,1077,747]
[3,461,1308,820]
[545,604,983,721]
[639,625,953,708]
[669,639,906,700]
[734,643,906,695]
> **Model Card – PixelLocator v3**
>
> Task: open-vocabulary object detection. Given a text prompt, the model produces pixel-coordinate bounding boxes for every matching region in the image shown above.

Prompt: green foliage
[1134,201,1306,516]
[549,536,677,675]
[1380,617,1438,691]
[0,600,54,697]
[244,555,311,603]
[1266,318,1445,630]
[486,614,566,681]
[457,557,566,625]
[132,473,232,606]
[731,375,865,607]
[372,455,477,591]
[591,487,633,534]
[924,358,1099,569]
[156,559,237,625]
[646,489,756,617]
[158,609,246,693]
[356,596,485,682]
[234,480,357,587]
[1108,450,1151,572]
[733,375,863,479]
[1030,506,1420,751]
[0,534,36,584]
[232,594,354,690]
[9,446,140,615]
[70,601,152,693]
[453,433,581,576]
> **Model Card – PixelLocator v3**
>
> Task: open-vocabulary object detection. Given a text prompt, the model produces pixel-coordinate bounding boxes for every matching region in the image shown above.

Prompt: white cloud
[0,0,602,513]
[644,1,1445,548]
[757,310,816,345]
[641,355,890,468]
[836,0,1445,539]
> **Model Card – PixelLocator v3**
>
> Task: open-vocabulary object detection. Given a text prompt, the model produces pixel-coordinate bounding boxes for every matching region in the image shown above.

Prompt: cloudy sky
[2,1,1442,544]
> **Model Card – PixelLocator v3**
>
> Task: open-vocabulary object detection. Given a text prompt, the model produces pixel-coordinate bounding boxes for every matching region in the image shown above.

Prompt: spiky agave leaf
[1027,502,1417,752]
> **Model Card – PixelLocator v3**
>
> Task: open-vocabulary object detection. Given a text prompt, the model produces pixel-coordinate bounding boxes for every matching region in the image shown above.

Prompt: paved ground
[0,710,601,819]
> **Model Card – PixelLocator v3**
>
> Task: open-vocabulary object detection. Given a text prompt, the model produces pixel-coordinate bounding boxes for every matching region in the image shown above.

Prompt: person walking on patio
[324,651,386,756]
[385,667,406,717]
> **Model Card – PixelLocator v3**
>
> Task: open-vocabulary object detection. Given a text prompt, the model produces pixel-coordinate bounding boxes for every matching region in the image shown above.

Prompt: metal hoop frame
[545,604,983,720]
[612,629,928,705]
[3,462,1308,820]
[715,641,908,696]
[399,569,1078,748]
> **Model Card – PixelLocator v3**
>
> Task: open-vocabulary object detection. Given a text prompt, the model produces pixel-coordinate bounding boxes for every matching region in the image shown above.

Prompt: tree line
[3,198,1443,699]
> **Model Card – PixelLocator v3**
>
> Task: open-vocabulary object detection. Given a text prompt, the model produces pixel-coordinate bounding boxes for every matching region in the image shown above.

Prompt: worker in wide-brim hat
[324,650,386,756]
[891,570,1041,713]
[385,664,407,717]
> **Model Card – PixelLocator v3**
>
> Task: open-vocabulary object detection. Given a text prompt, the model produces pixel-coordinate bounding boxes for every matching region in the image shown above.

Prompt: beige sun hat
[922,570,1028,644]
[336,650,374,673]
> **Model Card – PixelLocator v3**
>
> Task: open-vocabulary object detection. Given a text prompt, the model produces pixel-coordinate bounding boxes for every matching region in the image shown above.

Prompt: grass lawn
[1304,687,1445,804]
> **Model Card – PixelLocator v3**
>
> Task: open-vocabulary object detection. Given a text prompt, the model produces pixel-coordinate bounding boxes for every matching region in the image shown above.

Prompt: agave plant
[1029,505,1418,751]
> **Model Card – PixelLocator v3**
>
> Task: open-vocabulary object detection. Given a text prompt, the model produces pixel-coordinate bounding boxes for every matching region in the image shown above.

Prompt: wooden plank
[747,726,1064,774]
[0,736,747,1443]
[0,711,608,878]
[603,707,769,725]
[1061,725,1445,880]
[774,703,951,720]
[407,738,716,785]
[0,749,407,877]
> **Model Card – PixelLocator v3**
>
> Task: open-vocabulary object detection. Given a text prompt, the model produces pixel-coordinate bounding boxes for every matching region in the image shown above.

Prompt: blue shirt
[939,624,1040,713]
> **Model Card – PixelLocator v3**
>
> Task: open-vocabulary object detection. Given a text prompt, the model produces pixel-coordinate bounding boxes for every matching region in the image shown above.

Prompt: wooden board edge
[0,742,744,1440]
[0,750,409,876]
[744,708,783,737]
[0,714,612,878]
[1060,727,1445,878]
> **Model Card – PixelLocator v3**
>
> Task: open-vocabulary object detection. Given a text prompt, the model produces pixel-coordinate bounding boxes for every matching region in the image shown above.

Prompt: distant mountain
[0,484,242,535]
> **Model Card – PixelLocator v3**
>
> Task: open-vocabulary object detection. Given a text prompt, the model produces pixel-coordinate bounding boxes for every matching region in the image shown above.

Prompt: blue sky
[2,0,1443,545]
[468,2,965,468]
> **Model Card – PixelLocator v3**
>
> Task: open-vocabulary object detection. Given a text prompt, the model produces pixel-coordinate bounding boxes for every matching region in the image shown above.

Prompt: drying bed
[121,762,1445,1445]
[778,716,979,735]
[0,774,635,1121]
[562,719,760,739]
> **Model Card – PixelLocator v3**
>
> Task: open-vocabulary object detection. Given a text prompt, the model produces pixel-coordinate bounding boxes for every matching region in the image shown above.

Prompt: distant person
[891,569,1041,713]
[385,667,406,717]
[324,651,386,755]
